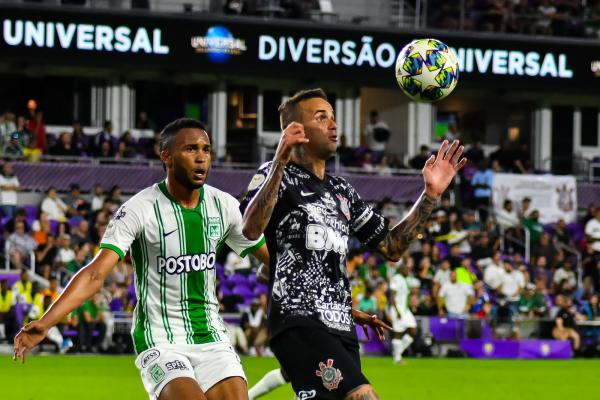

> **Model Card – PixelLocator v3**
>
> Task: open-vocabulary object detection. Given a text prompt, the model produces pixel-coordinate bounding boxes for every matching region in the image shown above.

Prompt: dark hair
[278,88,328,130]
[369,110,378,118]
[160,118,208,151]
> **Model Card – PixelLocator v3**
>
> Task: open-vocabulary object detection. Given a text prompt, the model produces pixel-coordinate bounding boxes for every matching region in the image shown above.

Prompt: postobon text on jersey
[157,253,216,275]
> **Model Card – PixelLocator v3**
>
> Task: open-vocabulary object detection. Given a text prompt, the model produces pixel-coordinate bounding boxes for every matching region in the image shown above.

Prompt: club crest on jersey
[335,194,351,221]
[315,359,343,391]
[208,217,222,239]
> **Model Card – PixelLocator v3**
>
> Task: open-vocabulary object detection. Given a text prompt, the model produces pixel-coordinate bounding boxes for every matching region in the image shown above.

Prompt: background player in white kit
[13,118,268,400]
[389,264,417,364]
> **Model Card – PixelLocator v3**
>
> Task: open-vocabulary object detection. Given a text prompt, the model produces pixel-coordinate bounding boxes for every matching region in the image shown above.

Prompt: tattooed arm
[377,192,437,261]
[378,140,467,261]
[242,122,308,240]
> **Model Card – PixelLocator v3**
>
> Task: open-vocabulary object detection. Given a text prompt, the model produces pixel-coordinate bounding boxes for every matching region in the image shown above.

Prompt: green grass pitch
[1,355,598,399]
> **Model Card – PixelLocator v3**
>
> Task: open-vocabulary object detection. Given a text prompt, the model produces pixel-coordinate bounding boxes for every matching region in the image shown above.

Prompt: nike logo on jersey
[163,228,178,237]
[300,191,315,196]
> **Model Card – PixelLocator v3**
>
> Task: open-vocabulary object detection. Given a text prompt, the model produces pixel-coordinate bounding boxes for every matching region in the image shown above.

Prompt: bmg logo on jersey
[157,253,216,275]
[305,224,348,255]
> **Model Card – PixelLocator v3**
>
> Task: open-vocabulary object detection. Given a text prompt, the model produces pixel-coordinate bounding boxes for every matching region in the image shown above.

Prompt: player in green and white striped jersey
[14,119,268,400]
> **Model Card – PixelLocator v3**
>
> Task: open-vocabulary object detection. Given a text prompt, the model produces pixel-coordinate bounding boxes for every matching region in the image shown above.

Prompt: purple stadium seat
[567,222,584,243]
[221,286,233,297]
[232,285,253,297]
[23,205,38,219]
[253,283,268,296]
[68,216,83,228]
[436,242,449,259]
[49,219,60,236]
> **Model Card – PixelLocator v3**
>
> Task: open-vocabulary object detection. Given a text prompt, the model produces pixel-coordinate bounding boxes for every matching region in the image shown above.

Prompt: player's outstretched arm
[377,140,466,261]
[13,249,119,363]
[242,122,309,240]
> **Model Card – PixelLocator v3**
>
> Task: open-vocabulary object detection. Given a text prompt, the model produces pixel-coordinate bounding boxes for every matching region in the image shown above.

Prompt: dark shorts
[270,327,369,400]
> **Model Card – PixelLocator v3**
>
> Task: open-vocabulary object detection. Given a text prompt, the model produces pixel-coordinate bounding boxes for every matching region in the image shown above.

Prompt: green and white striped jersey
[100,181,265,354]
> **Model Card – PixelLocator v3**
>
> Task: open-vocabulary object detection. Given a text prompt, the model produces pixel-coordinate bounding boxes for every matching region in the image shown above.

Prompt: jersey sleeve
[223,194,265,257]
[343,178,388,248]
[99,199,144,260]
[239,162,285,215]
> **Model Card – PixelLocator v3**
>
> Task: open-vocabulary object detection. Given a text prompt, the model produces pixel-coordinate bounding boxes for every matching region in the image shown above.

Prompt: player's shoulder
[202,184,239,207]
[328,174,356,194]
[121,184,161,210]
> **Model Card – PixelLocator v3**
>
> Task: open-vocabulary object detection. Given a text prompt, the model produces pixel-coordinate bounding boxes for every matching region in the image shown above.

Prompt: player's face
[298,98,337,159]
[166,128,212,189]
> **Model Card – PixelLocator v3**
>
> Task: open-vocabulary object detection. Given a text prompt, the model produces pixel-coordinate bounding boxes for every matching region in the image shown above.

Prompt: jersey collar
[158,180,204,211]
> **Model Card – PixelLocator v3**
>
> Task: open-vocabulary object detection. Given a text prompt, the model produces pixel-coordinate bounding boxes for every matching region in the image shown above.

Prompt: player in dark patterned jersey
[241,89,466,400]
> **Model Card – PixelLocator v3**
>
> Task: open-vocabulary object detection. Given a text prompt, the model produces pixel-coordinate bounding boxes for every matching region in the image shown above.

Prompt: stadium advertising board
[492,173,577,224]
[2,5,600,90]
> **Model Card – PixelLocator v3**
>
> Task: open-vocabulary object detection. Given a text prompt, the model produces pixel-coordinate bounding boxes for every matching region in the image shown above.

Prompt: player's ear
[160,148,172,170]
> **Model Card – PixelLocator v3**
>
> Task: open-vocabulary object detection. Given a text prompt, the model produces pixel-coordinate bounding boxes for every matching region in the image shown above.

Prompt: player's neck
[165,177,200,209]
[291,151,326,180]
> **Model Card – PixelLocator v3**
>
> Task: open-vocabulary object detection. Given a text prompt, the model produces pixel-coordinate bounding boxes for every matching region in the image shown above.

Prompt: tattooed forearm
[242,161,285,240]
[345,386,380,400]
[377,191,438,261]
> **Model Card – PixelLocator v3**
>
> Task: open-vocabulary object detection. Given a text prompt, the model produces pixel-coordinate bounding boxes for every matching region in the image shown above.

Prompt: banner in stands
[1,4,600,90]
[492,173,577,224]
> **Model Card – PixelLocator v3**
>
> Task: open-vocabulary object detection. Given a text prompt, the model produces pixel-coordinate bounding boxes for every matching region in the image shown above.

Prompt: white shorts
[391,309,417,332]
[135,341,246,399]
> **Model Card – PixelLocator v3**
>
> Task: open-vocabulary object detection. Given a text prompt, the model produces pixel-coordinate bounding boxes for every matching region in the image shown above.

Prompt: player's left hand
[423,140,467,199]
[352,309,391,341]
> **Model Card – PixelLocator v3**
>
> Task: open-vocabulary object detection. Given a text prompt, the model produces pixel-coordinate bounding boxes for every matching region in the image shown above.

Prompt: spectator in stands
[517,197,532,220]
[31,211,51,246]
[92,120,114,157]
[433,259,452,297]
[36,236,58,280]
[41,187,68,222]
[375,155,393,176]
[532,233,559,268]
[496,199,519,231]
[135,111,155,131]
[430,210,450,237]
[443,121,461,141]
[582,243,600,292]
[500,260,525,314]
[71,219,92,249]
[0,111,17,149]
[409,145,431,170]
[0,162,20,218]
[0,279,16,342]
[585,208,600,255]
[116,131,137,159]
[465,141,485,165]
[78,293,107,353]
[417,256,434,293]
[583,293,600,320]
[4,132,23,157]
[90,183,105,212]
[535,0,557,34]
[8,221,37,269]
[106,185,123,210]
[12,270,32,305]
[3,207,29,235]
[470,159,493,222]
[64,183,89,218]
[553,259,577,289]
[23,137,42,162]
[471,233,496,262]
[364,110,390,162]
[437,270,474,318]
[56,234,76,269]
[471,280,492,318]
[552,218,575,248]
[357,286,378,315]
[50,132,81,157]
[71,122,88,155]
[522,209,543,245]
[552,296,582,351]
[240,295,268,356]
[27,110,46,153]
[518,283,547,317]
[359,151,375,174]
[144,130,161,159]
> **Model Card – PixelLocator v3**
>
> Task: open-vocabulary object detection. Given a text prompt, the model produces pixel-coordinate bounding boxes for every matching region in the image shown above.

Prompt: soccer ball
[395,38,459,103]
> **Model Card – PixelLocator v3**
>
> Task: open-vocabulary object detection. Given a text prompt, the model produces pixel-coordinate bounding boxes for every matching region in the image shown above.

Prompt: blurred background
[0,1,599,398]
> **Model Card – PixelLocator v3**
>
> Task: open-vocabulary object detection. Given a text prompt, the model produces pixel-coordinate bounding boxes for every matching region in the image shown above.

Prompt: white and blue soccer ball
[395,38,459,103]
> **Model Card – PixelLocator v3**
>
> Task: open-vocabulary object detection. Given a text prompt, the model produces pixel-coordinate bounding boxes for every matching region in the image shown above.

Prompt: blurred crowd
[0,108,162,162]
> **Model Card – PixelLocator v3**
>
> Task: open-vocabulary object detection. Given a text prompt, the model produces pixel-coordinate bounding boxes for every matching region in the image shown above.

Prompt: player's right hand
[13,320,48,364]
[274,122,309,165]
